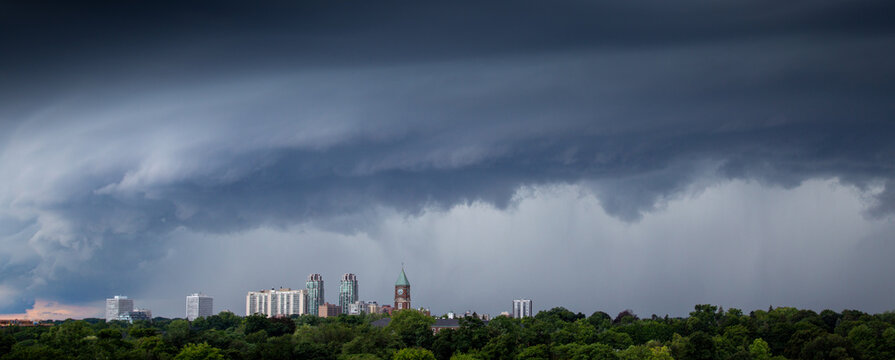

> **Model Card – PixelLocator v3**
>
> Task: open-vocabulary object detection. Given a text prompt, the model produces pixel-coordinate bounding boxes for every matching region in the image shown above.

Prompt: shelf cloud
[1,0,894,316]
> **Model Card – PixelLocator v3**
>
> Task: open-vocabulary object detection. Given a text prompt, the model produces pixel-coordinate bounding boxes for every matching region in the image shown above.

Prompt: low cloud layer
[0,1,894,316]
[138,180,895,317]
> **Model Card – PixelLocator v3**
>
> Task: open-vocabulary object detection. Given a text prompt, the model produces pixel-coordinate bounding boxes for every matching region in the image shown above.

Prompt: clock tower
[394,266,411,311]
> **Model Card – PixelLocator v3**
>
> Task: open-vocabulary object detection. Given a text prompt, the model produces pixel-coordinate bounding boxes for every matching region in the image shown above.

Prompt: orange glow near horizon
[0,299,100,320]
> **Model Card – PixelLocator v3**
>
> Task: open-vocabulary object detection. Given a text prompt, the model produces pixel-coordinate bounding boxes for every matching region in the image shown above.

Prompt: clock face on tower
[398,289,404,295]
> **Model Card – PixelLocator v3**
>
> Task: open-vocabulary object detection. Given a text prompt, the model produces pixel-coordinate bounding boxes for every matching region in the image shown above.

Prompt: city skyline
[2,1,895,320]
[52,267,534,320]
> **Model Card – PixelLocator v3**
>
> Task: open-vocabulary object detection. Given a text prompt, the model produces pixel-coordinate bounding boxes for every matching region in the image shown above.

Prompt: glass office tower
[339,273,358,314]
[306,273,324,316]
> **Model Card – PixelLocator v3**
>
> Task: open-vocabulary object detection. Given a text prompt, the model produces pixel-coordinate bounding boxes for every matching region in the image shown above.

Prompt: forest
[1,304,894,360]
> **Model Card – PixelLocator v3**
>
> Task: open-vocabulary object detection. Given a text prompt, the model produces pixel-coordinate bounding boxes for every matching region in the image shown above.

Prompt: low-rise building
[347,300,366,315]
[0,319,48,327]
[459,310,490,320]
[366,301,381,314]
[371,317,489,334]
[318,302,341,318]
[432,319,465,334]
[119,308,152,323]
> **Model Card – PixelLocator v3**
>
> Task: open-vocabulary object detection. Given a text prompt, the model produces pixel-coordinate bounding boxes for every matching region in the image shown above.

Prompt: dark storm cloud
[3,1,895,98]
[1,0,894,313]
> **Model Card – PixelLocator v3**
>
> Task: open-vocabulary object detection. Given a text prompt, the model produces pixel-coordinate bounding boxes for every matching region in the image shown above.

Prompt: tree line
[1,304,894,359]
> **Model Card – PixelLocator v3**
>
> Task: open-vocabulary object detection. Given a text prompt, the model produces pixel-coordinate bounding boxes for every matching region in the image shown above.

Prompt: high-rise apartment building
[245,288,307,317]
[246,290,268,316]
[105,296,134,321]
[186,293,214,321]
[306,274,324,316]
[394,267,411,310]
[513,299,533,319]
[339,273,358,314]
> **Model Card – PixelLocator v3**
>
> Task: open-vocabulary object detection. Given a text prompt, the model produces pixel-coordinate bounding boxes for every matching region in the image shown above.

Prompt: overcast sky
[1,0,894,319]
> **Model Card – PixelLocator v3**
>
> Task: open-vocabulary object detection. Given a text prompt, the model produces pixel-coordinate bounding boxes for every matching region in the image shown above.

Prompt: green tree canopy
[174,342,225,360]
[388,310,436,349]
[393,347,436,360]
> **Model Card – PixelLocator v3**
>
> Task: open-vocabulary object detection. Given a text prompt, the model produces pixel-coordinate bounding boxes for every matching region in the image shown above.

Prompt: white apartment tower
[105,296,134,321]
[513,299,533,319]
[246,288,307,317]
[186,293,214,321]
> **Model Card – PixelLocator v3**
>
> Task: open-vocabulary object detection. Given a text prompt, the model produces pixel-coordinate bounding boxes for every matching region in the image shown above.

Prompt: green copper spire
[395,267,410,286]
